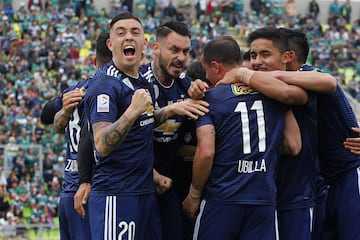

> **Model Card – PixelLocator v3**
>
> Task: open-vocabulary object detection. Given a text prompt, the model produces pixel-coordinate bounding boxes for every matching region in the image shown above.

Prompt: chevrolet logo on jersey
[231,84,258,96]
[155,119,181,135]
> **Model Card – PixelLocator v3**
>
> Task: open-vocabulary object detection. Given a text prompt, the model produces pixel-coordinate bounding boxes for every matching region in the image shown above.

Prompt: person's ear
[152,41,160,56]
[106,39,113,51]
[282,50,292,64]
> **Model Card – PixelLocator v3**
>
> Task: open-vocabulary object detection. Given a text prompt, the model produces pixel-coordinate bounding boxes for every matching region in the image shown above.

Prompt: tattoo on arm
[53,111,70,133]
[93,115,133,156]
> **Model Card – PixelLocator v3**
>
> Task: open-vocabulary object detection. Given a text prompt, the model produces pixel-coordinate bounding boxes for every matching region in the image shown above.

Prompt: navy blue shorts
[324,167,360,240]
[277,207,314,240]
[88,194,161,240]
[193,200,276,240]
[58,196,91,240]
[156,188,184,240]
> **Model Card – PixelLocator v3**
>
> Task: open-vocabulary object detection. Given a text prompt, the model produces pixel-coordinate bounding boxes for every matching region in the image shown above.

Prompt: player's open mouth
[123,46,135,56]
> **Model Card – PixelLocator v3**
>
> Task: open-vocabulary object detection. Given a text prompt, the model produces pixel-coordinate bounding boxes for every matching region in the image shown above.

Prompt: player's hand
[182,194,200,219]
[188,80,209,100]
[170,99,209,120]
[344,127,360,155]
[153,170,172,195]
[129,89,153,116]
[216,67,250,86]
[62,88,84,116]
[74,183,91,219]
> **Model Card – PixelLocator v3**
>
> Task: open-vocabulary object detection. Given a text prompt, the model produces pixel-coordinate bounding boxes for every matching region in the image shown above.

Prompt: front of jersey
[197,84,288,205]
[140,62,192,177]
[85,60,155,196]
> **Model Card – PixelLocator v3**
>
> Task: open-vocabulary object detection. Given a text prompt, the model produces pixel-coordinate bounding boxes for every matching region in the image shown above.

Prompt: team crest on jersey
[80,87,86,95]
[231,84,257,96]
[97,94,110,112]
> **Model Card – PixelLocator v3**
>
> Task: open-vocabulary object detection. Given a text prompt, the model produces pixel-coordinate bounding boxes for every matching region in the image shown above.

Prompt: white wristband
[189,184,201,200]
[239,68,255,85]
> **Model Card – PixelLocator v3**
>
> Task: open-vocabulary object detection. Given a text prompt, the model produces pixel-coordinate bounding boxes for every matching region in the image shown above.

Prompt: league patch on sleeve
[97,94,110,112]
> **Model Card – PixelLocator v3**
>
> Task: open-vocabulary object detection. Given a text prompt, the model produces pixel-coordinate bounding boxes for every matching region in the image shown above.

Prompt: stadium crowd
[0,0,359,237]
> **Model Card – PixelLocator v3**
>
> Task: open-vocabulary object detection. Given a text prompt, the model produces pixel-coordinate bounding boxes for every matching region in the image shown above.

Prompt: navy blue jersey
[197,84,289,205]
[173,119,197,201]
[140,62,192,177]
[54,78,91,195]
[318,85,360,183]
[276,93,318,209]
[84,60,155,196]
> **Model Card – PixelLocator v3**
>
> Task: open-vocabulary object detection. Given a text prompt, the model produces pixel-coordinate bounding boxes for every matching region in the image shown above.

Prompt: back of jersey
[197,84,289,206]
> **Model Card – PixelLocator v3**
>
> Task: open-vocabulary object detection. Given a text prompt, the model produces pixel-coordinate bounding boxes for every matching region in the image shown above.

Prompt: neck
[114,59,139,78]
[152,61,174,86]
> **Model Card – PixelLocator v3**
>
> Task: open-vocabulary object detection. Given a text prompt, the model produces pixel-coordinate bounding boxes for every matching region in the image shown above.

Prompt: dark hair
[247,27,289,54]
[202,36,242,66]
[279,28,309,64]
[109,12,142,29]
[156,21,191,41]
[187,61,206,81]
[95,31,112,66]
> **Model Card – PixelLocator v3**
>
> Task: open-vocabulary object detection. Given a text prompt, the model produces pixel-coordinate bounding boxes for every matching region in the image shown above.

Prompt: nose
[178,53,188,64]
[250,56,262,68]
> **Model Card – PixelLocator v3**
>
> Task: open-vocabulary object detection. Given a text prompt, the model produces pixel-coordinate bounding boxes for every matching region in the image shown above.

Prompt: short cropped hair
[109,12,142,29]
[247,27,289,54]
[156,21,191,41]
[202,36,242,66]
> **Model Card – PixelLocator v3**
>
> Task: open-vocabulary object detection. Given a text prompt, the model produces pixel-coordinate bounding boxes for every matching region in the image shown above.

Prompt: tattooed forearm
[93,114,134,156]
[53,110,70,133]
[101,121,131,155]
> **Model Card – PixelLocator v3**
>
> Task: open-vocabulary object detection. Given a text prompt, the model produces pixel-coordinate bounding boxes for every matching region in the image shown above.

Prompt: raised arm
[218,68,308,105]
[154,98,209,126]
[271,70,337,93]
[93,89,152,157]
[53,88,83,133]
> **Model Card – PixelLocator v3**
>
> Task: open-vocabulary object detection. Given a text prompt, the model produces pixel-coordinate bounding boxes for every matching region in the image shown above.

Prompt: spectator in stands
[146,0,156,17]
[30,200,43,235]
[309,0,320,21]
[0,168,8,196]
[341,0,352,24]
[250,0,263,16]
[284,0,297,22]
[0,195,10,219]
[5,136,19,169]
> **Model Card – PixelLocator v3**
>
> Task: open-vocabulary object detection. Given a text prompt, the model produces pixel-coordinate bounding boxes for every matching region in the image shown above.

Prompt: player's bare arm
[53,88,84,133]
[282,110,302,156]
[93,89,152,156]
[219,68,308,105]
[217,68,336,94]
[344,127,360,155]
[74,183,91,219]
[271,70,337,93]
[154,99,209,126]
[183,124,215,218]
[153,169,172,195]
